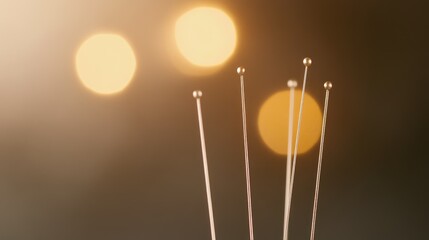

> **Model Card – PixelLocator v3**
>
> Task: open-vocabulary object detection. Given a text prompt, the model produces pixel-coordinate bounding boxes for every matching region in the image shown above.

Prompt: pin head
[287,79,298,88]
[193,90,203,98]
[324,81,333,90]
[303,57,312,67]
[237,66,246,75]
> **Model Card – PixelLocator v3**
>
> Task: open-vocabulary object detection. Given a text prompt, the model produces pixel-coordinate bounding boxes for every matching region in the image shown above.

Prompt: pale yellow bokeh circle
[175,7,237,67]
[75,34,137,95]
[258,90,322,155]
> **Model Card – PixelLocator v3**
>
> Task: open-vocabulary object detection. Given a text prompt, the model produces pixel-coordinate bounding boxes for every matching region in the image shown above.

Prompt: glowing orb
[258,90,322,155]
[75,34,137,95]
[175,7,237,67]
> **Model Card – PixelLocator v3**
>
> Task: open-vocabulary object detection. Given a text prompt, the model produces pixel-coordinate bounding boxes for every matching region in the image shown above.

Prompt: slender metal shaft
[283,80,297,240]
[238,67,255,240]
[194,91,216,240]
[310,82,332,240]
[286,58,312,232]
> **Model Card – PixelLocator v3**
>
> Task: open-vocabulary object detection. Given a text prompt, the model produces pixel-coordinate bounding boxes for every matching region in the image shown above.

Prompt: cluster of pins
[192,58,333,240]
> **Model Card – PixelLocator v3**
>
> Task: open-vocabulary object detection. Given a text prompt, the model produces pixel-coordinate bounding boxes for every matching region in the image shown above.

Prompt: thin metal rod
[283,80,297,240]
[237,67,255,240]
[310,82,332,240]
[286,58,312,232]
[194,91,217,240]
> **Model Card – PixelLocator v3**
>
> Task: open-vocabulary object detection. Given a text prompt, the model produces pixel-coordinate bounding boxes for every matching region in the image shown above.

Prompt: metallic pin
[285,58,313,240]
[237,67,255,240]
[283,79,298,240]
[310,82,332,240]
[193,90,217,240]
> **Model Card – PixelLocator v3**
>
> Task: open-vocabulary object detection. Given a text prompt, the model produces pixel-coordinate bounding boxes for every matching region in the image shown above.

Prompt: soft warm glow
[75,34,137,95]
[258,90,322,155]
[175,7,237,67]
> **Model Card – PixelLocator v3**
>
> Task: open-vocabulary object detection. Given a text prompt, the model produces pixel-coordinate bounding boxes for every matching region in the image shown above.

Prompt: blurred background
[0,0,427,239]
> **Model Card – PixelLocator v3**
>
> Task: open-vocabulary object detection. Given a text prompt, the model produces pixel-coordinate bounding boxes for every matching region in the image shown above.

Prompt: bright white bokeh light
[175,7,237,67]
[75,34,137,95]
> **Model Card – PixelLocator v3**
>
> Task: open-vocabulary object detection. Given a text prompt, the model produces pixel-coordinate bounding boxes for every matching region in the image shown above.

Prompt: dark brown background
[0,0,427,239]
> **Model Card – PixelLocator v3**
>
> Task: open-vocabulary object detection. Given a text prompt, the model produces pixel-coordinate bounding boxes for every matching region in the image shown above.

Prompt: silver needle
[283,79,297,240]
[237,67,255,240]
[286,57,313,236]
[310,81,332,240]
[193,90,217,240]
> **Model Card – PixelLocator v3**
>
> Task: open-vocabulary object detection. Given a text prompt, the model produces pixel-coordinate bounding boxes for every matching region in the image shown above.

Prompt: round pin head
[303,57,312,67]
[324,81,333,90]
[287,79,298,88]
[193,90,203,98]
[237,67,246,75]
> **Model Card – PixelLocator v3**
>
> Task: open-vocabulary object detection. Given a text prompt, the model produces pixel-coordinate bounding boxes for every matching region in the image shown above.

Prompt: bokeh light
[175,7,237,67]
[258,90,322,155]
[75,34,137,95]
